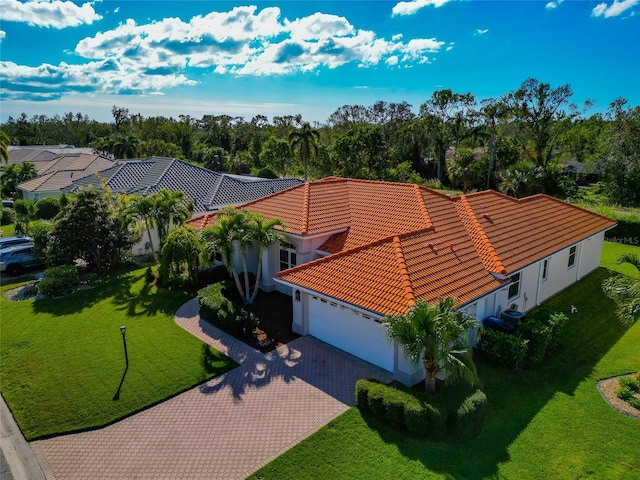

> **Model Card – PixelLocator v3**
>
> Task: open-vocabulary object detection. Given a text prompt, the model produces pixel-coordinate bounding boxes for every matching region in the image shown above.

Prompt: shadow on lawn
[359,268,631,479]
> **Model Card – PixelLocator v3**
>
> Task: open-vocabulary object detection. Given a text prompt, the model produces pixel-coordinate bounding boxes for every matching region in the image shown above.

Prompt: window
[542,259,549,281]
[508,272,521,299]
[279,242,297,271]
[568,245,577,268]
[212,249,223,264]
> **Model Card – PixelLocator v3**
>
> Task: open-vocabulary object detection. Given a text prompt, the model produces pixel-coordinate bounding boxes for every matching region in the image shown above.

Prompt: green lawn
[0,268,237,440]
[250,248,640,479]
[1,223,16,237]
[600,241,640,277]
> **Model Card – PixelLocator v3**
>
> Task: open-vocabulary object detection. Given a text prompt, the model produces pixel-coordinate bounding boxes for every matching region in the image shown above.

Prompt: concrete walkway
[26,299,391,479]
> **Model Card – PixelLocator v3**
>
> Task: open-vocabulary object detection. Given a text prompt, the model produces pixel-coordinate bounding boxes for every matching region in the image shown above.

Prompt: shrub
[477,328,529,370]
[447,389,488,440]
[256,167,278,179]
[354,379,483,441]
[1,207,15,225]
[197,283,257,336]
[518,311,568,366]
[38,265,80,297]
[35,197,60,220]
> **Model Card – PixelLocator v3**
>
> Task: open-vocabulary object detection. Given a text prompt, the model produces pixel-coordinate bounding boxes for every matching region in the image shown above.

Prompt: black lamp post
[120,325,129,367]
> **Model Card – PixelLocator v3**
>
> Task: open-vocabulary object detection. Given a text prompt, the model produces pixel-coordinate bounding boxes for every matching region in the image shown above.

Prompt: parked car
[2,200,14,208]
[0,244,44,276]
[0,236,33,250]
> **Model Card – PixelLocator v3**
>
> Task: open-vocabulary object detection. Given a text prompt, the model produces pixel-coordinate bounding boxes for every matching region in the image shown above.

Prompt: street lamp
[120,325,129,367]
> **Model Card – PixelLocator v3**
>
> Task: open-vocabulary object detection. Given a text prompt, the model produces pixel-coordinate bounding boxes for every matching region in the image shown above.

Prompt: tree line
[2,78,639,206]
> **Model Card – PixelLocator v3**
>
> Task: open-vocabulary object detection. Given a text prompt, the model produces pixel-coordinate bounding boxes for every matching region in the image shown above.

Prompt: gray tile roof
[65,157,302,213]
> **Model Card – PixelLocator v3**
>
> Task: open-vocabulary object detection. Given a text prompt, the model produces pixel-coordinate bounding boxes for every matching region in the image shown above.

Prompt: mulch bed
[597,375,640,420]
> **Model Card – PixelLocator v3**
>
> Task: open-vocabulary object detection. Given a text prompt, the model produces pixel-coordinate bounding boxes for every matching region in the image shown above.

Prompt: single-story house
[188,177,616,385]
[66,156,302,256]
[6,146,97,175]
[17,153,116,200]
[562,161,605,185]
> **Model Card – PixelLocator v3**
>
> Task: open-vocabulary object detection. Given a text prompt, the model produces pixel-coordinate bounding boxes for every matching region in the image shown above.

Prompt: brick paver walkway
[31,299,391,479]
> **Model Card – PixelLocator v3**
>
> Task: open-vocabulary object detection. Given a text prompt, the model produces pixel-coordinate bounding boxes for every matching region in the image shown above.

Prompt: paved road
[30,299,391,479]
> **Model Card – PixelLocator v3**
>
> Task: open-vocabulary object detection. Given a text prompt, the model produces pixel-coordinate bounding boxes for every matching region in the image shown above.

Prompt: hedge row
[197,282,257,336]
[477,309,568,370]
[356,379,487,441]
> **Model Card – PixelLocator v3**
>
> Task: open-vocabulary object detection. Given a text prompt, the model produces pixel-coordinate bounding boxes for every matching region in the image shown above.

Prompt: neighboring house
[562,161,605,185]
[6,146,96,175]
[17,154,116,200]
[66,156,303,256]
[188,178,616,385]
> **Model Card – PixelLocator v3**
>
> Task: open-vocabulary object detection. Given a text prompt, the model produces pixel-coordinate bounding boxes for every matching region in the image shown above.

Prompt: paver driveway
[31,299,391,480]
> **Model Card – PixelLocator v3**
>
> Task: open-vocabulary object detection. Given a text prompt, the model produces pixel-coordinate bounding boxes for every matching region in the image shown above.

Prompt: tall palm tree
[0,129,10,164]
[289,122,320,182]
[1,163,20,198]
[153,189,194,244]
[129,195,158,262]
[17,162,38,183]
[248,213,285,303]
[113,134,139,159]
[602,253,640,326]
[384,297,479,393]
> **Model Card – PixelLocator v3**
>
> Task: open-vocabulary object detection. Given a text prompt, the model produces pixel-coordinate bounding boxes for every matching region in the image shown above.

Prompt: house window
[568,246,577,268]
[212,249,223,264]
[279,242,297,271]
[508,272,521,299]
[295,290,301,302]
[542,259,549,281]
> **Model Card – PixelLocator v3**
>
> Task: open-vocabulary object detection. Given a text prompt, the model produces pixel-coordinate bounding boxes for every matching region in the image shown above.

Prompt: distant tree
[0,164,20,198]
[113,134,139,159]
[480,98,510,189]
[506,78,590,169]
[259,137,290,175]
[0,129,9,164]
[384,297,479,393]
[419,89,476,183]
[289,122,320,182]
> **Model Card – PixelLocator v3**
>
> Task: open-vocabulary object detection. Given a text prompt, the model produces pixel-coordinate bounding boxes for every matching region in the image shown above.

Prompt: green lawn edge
[0,267,238,441]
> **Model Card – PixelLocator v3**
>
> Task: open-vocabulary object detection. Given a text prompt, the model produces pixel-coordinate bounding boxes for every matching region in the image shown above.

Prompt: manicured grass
[601,241,640,277]
[251,266,640,479]
[0,268,237,440]
[1,223,16,237]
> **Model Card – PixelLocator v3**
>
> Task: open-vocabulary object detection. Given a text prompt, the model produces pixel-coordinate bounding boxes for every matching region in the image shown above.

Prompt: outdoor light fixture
[120,325,129,367]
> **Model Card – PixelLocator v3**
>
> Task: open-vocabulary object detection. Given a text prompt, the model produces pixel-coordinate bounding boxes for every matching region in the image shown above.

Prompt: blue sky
[1,0,638,123]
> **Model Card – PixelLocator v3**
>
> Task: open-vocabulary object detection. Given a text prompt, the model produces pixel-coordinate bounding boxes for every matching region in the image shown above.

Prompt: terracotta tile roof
[462,191,616,272]
[189,178,615,315]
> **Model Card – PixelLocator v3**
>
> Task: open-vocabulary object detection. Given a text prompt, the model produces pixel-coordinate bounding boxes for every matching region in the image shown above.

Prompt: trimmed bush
[35,197,60,220]
[354,378,485,441]
[256,167,278,179]
[38,265,80,297]
[196,282,258,336]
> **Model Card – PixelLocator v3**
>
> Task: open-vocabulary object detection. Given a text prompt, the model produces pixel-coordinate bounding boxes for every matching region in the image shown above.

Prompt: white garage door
[308,296,394,372]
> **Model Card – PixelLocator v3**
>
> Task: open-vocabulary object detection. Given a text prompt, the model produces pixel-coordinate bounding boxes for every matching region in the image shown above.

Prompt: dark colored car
[0,244,44,276]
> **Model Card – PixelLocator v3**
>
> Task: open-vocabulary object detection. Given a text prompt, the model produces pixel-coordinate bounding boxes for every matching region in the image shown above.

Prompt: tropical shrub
[197,283,258,336]
[477,328,529,370]
[256,167,278,179]
[1,207,15,225]
[518,310,568,366]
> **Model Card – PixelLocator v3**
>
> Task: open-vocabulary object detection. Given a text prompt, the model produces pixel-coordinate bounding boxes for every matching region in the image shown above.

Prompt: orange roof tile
[188,178,615,315]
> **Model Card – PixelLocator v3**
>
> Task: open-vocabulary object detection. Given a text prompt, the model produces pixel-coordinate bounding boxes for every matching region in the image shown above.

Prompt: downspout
[576,242,584,281]
[536,260,543,306]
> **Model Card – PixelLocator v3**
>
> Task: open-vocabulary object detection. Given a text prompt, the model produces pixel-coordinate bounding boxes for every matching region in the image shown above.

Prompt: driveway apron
[31,299,391,480]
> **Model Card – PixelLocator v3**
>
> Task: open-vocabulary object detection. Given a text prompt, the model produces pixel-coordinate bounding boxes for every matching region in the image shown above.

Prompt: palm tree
[248,213,285,303]
[13,199,37,236]
[1,163,20,198]
[113,134,139,159]
[17,162,38,183]
[289,122,320,182]
[602,253,640,326]
[153,189,194,244]
[384,297,479,393]
[129,195,158,261]
[200,208,249,303]
[0,129,10,164]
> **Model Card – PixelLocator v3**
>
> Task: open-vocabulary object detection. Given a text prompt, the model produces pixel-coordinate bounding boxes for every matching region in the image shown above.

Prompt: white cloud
[0,30,5,42]
[0,0,102,28]
[4,5,448,100]
[592,0,638,17]
[475,29,489,35]
[545,0,564,10]
[392,0,453,17]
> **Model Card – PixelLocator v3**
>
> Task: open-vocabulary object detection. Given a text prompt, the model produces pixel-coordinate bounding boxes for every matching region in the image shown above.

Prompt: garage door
[308,296,394,372]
